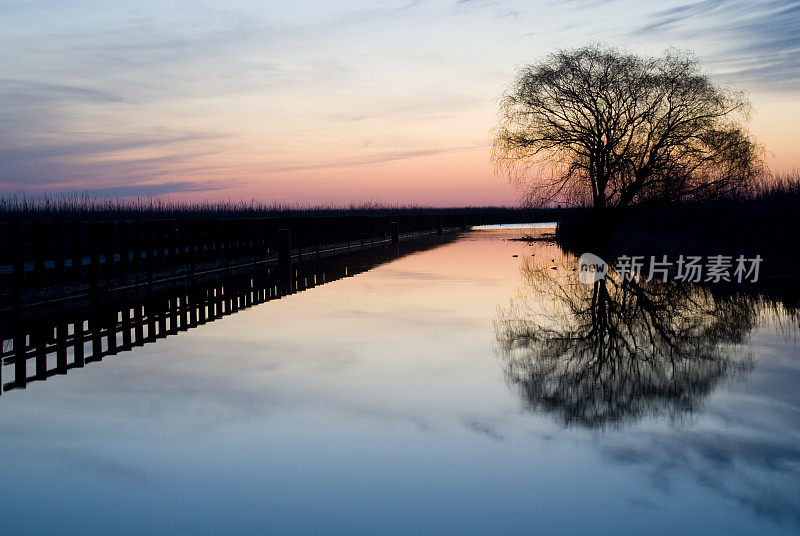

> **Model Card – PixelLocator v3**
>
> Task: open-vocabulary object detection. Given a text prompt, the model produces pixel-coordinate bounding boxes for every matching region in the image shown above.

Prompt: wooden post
[34,324,47,380]
[121,306,132,350]
[105,221,116,278]
[132,303,143,346]
[54,222,66,288]
[14,324,26,387]
[228,281,236,313]
[120,221,131,275]
[131,221,143,274]
[73,319,85,367]
[249,220,257,266]
[31,221,45,288]
[158,296,168,338]
[210,219,219,264]
[71,221,83,284]
[169,296,178,334]
[146,221,155,287]
[89,222,101,292]
[198,289,207,324]
[12,221,24,299]
[278,229,292,265]
[390,222,399,245]
[188,220,197,276]
[189,291,198,328]
[171,220,181,267]
[147,298,157,342]
[133,304,144,346]
[106,307,117,355]
[91,310,103,360]
[56,318,68,374]
[215,286,224,318]
[157,220,167,270]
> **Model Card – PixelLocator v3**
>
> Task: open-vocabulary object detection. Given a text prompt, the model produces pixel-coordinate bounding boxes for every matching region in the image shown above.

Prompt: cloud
[0,133,231,192]
[50,180,237,198]
[462,416,506,441]
[600,429,800,524]
[0,78,124,106]
[1,0,797,199]
[637,0,728,32]
[634,0,800,91]
[260,145,481,174]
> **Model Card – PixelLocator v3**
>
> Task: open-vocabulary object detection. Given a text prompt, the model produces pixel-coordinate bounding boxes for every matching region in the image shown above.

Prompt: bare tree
[494,259,756,428]
[492,45,765,209]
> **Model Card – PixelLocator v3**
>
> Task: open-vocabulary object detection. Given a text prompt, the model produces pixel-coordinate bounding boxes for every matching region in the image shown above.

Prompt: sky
[1,0,798,206]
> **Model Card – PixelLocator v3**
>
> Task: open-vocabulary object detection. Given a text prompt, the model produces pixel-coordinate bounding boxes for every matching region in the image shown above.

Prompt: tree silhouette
[494,260,756,428]
[492,44,764,209]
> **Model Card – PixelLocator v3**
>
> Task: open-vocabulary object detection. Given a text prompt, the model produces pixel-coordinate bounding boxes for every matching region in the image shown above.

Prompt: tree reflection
[495,260,757,428]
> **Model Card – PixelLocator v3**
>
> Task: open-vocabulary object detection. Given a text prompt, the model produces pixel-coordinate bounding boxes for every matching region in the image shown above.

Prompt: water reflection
[0,235,455,395]
[0,229,798,534]
[496,250,800,524]
[494,258,786,428]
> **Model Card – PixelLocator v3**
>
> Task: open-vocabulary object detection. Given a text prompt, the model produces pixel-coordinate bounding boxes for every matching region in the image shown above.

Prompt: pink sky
[1,1,798,205]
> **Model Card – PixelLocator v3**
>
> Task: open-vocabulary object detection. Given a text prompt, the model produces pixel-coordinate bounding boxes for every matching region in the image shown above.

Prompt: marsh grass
[555,171,800,279]
[0,193,569,222]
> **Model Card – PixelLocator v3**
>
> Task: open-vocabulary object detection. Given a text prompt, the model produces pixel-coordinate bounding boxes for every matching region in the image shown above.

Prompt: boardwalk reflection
[0,234,455,394]
[493,258,782,428]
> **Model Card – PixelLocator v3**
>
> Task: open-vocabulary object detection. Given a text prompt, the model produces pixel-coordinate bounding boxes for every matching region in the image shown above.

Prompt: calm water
[1,230,799,535]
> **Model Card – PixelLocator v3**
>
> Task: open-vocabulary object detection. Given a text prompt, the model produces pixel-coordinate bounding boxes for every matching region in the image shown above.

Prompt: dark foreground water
[1,230,798,535]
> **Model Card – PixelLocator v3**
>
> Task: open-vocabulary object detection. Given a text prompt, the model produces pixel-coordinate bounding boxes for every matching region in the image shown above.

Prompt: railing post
[121,306,132,350]
[56,317,68,374]
[71,221,83,284]
[278,229,292,265]
[91,309,103,360]
[34,323,47,380]
[134,304,144,345]
[147,297,158,342]
[390,222,399,245]
[73,318,85,367]
[168,296,178,334]
[14,322,26,387]
[189,290,198,328]
[158,296,168,337]
[199,289,208,324]
[105,221,116,278]
[89,222,101,292]
[12,222,24,300]
[120,221,131,275]
[31,221,45,288]
[54,222,66,288]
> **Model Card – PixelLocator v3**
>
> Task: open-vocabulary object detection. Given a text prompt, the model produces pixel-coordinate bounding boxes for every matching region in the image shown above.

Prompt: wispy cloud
[0,0,797,200]
[260,145,481,174]
[634,0,800,91]
[57,180,237,198]
[0,133,228,190]
[600,429,800,524]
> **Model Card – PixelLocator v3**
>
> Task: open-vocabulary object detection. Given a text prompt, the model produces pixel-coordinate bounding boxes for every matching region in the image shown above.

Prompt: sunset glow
[2,0,798,204]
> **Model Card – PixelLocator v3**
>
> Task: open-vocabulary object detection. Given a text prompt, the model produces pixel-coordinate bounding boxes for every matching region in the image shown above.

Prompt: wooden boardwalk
[0,222,460,395]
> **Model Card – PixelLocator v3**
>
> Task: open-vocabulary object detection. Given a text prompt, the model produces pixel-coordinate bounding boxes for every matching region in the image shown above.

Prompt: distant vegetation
[0,193,572,222]
[556,170,800,280]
